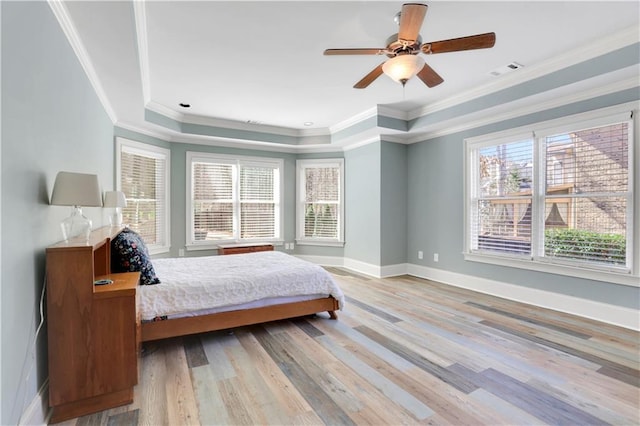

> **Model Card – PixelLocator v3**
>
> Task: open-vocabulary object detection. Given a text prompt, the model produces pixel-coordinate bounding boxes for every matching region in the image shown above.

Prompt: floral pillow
[111,228,161,285]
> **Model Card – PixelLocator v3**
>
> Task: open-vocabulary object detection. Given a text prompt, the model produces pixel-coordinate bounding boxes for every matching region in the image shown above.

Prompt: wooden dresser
[46,226,140,423]
[217,242,274,255]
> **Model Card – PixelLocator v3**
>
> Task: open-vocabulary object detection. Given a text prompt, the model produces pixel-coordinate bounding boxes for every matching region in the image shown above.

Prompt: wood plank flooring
[57,270,639,425]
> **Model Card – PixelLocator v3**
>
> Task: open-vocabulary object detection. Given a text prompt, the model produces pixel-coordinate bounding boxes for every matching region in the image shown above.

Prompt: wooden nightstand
[217,242,274,255]
[46,227,140,423]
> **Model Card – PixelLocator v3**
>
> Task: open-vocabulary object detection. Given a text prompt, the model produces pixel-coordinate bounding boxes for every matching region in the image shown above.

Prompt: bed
[137,250,344,342]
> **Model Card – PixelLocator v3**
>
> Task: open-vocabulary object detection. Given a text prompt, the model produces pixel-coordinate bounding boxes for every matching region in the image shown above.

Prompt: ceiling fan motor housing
[385,33,422,57]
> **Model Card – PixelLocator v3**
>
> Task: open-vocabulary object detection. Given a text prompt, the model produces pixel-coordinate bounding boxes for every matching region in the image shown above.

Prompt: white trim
[18,380,49,426]
[330,106,378,134]
[464,252,638,287]
[377,105,408,121]
[406,264,639,331]
[115,137,171,254]
[47,1,117,124]
[407,26,639,121]
[296,159,345,247]
[297,255,638,330]
[342,258,382,278]
[186,152,284,246]
[295,255,344,268]
[340,135,381,152]
[380,263,409,278]
[463,103,637,282]
[407,76,639,144]
[115,121,172,142]
[132,1,150,107]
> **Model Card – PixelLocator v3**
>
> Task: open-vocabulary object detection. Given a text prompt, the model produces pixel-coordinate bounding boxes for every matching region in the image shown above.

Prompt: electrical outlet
[418,250,423,260]
[433,253,439,262]
[179,248,185,257]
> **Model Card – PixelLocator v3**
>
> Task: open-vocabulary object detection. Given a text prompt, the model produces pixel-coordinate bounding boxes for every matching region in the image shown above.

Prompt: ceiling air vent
[490,62,523,77]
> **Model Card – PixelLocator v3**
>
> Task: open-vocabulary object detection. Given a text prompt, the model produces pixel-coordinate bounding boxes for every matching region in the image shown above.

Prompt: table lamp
[51,171,102,241]
[103,190,127,227]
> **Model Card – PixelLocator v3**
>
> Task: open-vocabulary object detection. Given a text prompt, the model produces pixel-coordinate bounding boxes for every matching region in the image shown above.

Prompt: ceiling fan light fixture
[382,54,425,86]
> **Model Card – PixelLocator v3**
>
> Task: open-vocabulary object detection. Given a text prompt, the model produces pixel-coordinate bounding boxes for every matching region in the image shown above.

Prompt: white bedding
[139,251,344,321]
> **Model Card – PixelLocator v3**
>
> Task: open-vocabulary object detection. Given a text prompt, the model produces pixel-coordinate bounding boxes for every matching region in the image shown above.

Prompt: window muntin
[187,153,282,247]
[296,159,344,246]
[116,138,170,254]
[465,109,634,278]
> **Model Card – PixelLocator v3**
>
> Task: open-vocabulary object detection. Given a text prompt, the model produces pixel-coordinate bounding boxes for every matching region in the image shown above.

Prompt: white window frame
[464,104,638,287]
[186,152,283,250]
[296,158,345,247]
[115,137,171,255]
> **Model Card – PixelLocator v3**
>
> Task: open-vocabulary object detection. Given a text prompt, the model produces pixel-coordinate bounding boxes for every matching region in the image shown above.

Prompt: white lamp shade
[103,191,127,208]
[382,55,425,84]
[51,172,102,207]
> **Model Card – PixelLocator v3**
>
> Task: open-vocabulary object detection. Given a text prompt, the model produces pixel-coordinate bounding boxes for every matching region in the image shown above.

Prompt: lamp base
[109,210,123,227]
[61,206,92,242]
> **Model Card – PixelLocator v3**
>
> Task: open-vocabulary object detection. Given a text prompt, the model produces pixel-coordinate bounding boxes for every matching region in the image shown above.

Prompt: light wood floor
[57,269,639,425]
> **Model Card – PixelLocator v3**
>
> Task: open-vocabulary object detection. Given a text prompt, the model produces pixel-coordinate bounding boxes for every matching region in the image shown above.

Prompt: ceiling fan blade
[398,3,428,43]
[421,32,496,54]
[416,62,444,87]
[354,63,385,89]
[324,48,385,56]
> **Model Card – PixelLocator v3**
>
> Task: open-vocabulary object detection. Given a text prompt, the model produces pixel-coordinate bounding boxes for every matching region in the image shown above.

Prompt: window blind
[542,122,629,266]
[472,139,533,255]
[303,166,340,239]
[240,166,277,239]
[120,147,167,246]
[192,162,234,241]
[188,153,282,244]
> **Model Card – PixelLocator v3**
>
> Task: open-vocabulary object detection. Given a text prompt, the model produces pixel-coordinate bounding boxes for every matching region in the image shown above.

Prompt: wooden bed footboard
[141,296,339,342]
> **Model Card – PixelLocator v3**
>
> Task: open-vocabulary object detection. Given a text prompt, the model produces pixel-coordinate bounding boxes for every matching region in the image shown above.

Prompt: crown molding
[133,0,151,106]
[47,0,118,124]
[377,105,408,121]
[329,106,378,134]
[115,120,172,142]
[404,74,639,144]
[181,111,330,138]
[408,25,640,121]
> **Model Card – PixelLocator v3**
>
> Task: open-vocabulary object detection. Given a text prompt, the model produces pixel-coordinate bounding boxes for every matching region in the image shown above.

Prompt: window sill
[148,246,170,256]
[295,239,345,248]
[187,240,283,252]
[463,252,639,287]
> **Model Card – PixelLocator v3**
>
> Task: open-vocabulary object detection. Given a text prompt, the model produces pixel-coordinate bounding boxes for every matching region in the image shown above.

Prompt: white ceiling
[59,1,639,143]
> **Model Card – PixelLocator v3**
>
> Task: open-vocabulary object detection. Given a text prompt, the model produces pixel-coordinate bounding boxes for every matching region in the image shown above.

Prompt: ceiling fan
[324,3,496,89]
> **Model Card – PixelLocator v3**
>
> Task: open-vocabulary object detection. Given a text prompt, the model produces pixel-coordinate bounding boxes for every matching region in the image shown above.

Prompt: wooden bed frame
[45,226,339,421]
[141,296,339,342]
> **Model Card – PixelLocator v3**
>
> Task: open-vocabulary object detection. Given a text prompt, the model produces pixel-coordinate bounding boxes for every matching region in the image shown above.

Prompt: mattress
[139,251,344,321]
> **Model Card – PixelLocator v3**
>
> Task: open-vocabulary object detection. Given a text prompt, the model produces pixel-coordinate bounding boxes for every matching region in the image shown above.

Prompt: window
[187,152,282,247]
[116,138,170,254]
[465,107,636,284]
[296,159,344,246]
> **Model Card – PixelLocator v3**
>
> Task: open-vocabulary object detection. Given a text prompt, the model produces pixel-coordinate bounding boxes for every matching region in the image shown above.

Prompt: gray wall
[380,141,407,266]
[167,143,299,258]
[1,2,114,424]
[407,90,640,311]
[344,142,381,265]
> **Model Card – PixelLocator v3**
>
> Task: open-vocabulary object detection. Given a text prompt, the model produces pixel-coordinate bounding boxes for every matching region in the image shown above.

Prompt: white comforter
[139,251,344,321]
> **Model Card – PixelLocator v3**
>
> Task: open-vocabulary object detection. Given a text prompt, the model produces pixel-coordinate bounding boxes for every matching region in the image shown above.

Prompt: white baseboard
[19,379,49,426]
[296,255,344,268]
[298,255,639,331]
[380,263,409,278]
[407,264,640,331]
